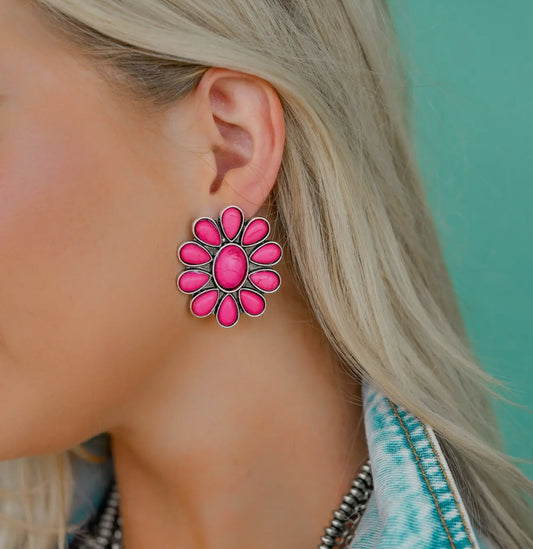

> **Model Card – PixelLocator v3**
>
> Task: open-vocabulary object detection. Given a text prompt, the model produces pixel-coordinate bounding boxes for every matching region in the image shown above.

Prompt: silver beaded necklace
[70,458,372,549]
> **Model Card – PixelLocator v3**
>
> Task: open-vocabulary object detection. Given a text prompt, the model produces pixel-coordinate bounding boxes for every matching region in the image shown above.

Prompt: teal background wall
[390,1,532,478]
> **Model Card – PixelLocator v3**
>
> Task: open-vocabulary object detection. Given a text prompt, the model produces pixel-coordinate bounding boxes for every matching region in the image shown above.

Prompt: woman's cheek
[0,101,115,344]
[0,97,170,457]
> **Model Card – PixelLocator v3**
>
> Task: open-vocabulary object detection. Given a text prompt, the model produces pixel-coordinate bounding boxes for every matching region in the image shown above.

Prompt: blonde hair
[1,1,531,547]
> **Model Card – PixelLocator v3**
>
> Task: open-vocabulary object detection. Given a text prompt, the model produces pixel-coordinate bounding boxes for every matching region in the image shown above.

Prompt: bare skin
[0,1,368,548]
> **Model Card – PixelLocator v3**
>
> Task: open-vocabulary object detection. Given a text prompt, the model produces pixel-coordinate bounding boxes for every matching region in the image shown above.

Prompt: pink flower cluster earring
[176,205,282,328]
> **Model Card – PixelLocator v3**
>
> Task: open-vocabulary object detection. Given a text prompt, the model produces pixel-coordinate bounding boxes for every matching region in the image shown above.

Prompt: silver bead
[342,494,356,506]
[340,502,354,514]
[98,526,113,538]
[325,526,341,537]
[349,486,365,500]
[333,509,349,521]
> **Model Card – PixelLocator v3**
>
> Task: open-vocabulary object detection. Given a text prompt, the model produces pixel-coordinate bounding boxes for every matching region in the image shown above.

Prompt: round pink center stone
[214,244,248,291]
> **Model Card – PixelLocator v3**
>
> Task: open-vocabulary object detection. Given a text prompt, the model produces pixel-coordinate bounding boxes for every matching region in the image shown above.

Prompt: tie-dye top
[65,383,495,548]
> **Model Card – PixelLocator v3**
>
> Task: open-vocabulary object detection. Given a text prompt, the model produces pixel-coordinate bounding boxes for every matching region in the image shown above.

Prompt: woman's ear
[194,67,286,218]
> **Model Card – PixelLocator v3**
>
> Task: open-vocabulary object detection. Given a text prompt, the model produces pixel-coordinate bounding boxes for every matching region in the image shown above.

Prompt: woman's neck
[107,265,368,549]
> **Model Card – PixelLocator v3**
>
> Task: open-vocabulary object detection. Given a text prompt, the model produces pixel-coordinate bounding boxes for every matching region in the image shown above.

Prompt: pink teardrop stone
[249,270,280,292]
[217,294,239,327]
[179,242,211,265]
[214,244,248,291]
[239,290,265,316]
[191,289,218,317]
[242,218,269,246]
[178,271,210,293]
[221,207,243,240]
[194,218,221,246]
[250,242,282,265]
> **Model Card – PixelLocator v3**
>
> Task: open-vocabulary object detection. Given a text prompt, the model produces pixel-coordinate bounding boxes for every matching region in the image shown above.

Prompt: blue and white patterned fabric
[66,383,495,548]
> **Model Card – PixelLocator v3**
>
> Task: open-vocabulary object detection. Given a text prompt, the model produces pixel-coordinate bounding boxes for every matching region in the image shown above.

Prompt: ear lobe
[201,68,285,217]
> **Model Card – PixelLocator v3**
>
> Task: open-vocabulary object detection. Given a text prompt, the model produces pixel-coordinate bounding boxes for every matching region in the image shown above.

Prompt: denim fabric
[350,383,494,549]
[66,383,495,548]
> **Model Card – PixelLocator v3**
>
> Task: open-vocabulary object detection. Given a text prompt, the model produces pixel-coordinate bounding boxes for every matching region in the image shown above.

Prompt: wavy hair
[0,1,531,547]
